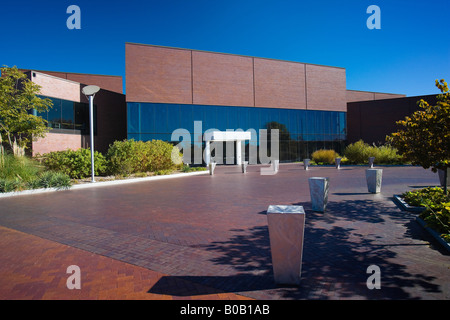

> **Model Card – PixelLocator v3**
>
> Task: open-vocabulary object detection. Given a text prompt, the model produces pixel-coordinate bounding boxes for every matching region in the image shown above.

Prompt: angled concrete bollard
[308,177,329,212]
[368,157,375,168]
[267,205,305,285]
[366,168,382,193]
[209,161,216,175]
[303,159,310,170]
[335,157,341,169]
[242,161,248,173]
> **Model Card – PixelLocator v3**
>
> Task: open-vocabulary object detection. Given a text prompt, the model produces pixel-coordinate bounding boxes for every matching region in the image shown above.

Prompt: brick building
[18,42,430,163]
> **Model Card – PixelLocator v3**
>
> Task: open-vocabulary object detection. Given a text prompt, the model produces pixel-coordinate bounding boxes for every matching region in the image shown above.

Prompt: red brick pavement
[0,225,251,300]
[0,164,449,300]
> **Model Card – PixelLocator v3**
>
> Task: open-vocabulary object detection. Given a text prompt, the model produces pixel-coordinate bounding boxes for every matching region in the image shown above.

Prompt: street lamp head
[82,85,100,97]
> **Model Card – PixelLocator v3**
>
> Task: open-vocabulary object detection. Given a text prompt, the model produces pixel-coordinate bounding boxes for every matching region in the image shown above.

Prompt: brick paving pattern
[0,164,448,300]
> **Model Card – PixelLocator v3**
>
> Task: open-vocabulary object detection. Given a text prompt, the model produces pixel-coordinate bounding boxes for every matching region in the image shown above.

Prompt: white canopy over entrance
[204,131,251,165]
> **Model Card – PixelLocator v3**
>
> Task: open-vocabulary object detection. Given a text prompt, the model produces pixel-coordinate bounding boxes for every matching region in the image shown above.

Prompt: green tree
[387,79,450,192]
[0,66,53,155]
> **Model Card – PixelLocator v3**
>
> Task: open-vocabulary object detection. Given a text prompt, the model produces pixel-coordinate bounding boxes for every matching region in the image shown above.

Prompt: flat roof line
[346,89,406,96]
[29,70,81,85]
[125,42,346,70]
[25,69,122,79]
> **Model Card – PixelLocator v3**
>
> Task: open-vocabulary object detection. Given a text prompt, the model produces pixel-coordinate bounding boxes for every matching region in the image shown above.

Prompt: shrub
[106,139,147,175]
[311,149,339,164]
[344,140,401,164]
[344,140,372,164]
[31,171,72,189]
[0,154,72,192]
[42,148,107,179]
[402,187,450,242]
[181,164,207,172]
[373,145,402,164]
[106,139,182,175]
[0,178,22,193]
[0,154,41,181]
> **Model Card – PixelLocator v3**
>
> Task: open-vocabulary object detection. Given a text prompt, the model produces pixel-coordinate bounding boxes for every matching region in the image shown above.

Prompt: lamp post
[81,85,100,183]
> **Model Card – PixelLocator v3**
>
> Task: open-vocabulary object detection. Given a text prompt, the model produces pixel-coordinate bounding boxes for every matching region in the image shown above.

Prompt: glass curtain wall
[36,96,96,135]
[127,102,346,162]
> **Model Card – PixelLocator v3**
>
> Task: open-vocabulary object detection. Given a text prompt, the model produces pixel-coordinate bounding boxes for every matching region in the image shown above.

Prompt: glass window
[127,103,140,134]
[331,112,339,135]
[197,105,208,131]
[260,108,271,130]
[61,100,75,130]
[226,106,239,130]
[339,112,346,136]
[154,104,168,133]
[269,108,281,128]
[74,102,88,133]
[305,111,315,135]
[140,103,155,133]
[246,107,259,132]
[125,102,347,163]
[179,104,194,133]
[322,111,332,135]
[214,106,228,131]
[47,97,61,129]
[287,109,298,135]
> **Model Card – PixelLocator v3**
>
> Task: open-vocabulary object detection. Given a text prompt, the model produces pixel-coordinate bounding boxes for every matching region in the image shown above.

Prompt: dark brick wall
[347,94,438,144]
[80,88,127,153]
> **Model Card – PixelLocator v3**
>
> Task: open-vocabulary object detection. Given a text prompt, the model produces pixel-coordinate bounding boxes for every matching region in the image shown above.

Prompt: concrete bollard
[267,205,305,285]
[242,161,248,173]
[308,177,330,212]
[335,157,341,169]
[368,157,375,168]
[209,161,216,175]
[303,159,310,170]
[366,169,382,193]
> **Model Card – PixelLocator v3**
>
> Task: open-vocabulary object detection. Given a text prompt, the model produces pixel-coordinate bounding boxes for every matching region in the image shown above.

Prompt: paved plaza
[0,164,448,300]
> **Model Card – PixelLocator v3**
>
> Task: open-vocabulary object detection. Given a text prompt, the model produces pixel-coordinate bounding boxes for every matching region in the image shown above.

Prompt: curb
[393,195,450,252]
[392,195,426,212]
[0,170,209,199]
[416,217,450,253]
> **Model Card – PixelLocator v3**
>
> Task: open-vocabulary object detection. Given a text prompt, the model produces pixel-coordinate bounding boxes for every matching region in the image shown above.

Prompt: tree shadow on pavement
[149,199,442,299]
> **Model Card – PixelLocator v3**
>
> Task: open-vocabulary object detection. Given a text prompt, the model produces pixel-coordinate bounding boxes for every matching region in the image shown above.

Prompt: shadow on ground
[148,199,442,299]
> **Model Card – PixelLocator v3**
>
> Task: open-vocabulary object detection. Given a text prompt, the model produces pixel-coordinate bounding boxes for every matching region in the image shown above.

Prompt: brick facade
[347,94,437,144]
[26,71,127,155]
[346,90,405,103]
[254,58,306,109]
[125,43,348,112]
[32,132,85,156]
[192,51,254,107]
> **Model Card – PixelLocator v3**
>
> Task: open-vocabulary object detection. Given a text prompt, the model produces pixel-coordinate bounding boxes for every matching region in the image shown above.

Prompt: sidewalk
[0,164,448,300]
[0,226,250,300]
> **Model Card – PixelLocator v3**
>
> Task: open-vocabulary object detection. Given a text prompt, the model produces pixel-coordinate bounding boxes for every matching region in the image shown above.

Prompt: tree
[387,79,450,193]
[0,66,53,155]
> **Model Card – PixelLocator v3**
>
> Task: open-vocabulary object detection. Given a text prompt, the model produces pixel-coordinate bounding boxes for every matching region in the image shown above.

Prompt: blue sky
[1,0,449,96]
